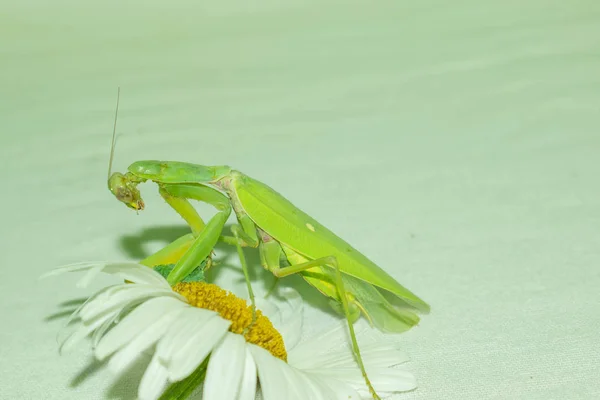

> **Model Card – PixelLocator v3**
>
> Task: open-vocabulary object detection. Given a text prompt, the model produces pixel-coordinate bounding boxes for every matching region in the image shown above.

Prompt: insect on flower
[106,89,429,399]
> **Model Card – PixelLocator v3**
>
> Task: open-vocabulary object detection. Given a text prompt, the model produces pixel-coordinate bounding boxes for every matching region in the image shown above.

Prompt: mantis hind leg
[261,242,382,400]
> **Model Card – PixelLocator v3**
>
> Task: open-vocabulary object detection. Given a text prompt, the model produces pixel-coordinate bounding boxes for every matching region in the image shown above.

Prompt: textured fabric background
[2,1,599,399]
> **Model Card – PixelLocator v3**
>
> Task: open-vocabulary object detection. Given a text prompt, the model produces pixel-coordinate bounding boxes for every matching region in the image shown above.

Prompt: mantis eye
[116,187,133,203]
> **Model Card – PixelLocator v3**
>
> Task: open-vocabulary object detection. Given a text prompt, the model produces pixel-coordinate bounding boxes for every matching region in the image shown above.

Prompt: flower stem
[158,358,209,400]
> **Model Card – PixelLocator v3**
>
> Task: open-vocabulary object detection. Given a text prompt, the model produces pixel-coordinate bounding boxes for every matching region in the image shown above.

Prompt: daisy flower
[44,262,416,400]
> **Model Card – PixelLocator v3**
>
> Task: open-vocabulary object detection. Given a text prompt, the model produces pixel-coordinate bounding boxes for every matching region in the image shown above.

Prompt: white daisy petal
[287,322,347,369]
[59,283,120,335]
[308,374,361,400]
[307,366,416,394]
[59,311,118,353]
[51,266,185,358]
[253,299,279,322]
[155,307,214,366]
[42,261,169,287]
[251,345,322,400]
[61,284,172,352]
[249,345,289,400]
[138,352,169,400]
[57,284,140,353]
[235,347,257,400]
[99,263,171,287]
[360,343,411,368]
[204,333,247,400]
[279,363,313,400]
[107,305,185,375]
[40,261,107,278]
[302,372,337,400]
[294,370,333,400]
[79,285,184,322]
[356,368,416,395]
[168,315,231,381]
[286,318,418,398]
[266,288,303,350]
[97,296,184,362]
[76,265,104,288]
[289,318,410,368]
[91,312,121,348]
[292,342,410,371]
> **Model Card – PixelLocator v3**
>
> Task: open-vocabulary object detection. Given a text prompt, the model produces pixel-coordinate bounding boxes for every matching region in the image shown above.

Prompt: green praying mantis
[107,91,429,399]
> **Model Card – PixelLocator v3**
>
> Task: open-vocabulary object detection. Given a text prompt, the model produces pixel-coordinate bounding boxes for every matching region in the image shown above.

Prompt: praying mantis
[107,92,429,399]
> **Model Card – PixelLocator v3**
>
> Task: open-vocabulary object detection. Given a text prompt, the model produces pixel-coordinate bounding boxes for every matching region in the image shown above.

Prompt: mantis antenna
[108,87,121,180]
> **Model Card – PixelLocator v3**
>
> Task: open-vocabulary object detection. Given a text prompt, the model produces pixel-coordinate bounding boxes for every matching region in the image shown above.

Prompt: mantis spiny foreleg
[137,187,207,267]
[152,184,232,285]
[143,184,263,325]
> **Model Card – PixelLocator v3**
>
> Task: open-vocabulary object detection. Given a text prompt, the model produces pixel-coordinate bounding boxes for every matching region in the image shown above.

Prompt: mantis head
[108,172,145,211]
[105,89,145,210]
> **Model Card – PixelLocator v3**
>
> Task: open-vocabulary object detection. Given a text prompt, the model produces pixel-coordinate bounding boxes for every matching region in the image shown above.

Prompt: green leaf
[158,358,209,400]
[153,262,206,283]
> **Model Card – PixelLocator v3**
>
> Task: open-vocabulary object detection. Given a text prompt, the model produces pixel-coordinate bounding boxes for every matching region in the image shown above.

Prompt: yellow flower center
[172,281,287,362]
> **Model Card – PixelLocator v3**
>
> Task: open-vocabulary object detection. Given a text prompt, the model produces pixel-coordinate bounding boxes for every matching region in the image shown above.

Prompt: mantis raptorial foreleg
[158,184,258,249]
[155,184,232,285]
[158,187,206,235]
[146,184,262,322]
[137,186,208,267]
[170,176,261,248]
[260,244,382,400]
[166,211,229,285]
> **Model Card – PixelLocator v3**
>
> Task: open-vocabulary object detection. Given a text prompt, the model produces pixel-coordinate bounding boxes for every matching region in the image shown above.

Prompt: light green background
[2,1,599,399]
